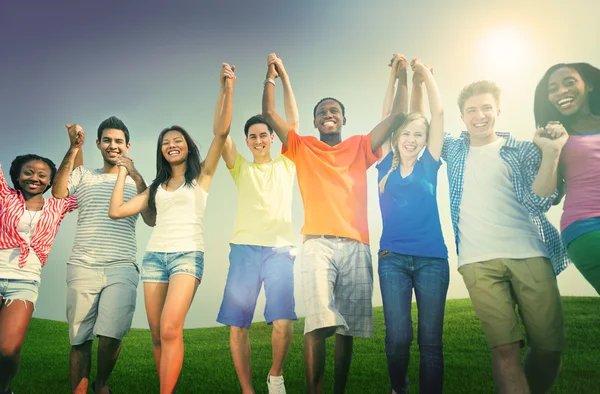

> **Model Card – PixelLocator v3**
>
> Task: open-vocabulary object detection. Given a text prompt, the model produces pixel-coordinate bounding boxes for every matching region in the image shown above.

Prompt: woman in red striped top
[0,154,77,394]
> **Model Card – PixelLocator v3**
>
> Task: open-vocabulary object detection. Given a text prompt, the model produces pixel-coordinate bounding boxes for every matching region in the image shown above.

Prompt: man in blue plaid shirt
[441,80,569,394]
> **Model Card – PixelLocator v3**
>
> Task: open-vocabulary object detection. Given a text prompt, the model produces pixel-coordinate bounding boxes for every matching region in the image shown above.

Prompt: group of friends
[0,53,598,394]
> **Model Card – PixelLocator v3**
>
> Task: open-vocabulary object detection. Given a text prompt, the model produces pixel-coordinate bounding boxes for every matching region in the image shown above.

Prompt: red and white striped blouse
[0,164,77,268]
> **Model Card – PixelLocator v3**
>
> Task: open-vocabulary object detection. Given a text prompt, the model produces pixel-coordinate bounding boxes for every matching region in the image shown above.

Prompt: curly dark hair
[9,154,57,194]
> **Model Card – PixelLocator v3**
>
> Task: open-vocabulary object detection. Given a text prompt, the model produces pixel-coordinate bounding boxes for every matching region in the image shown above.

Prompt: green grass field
[11,297,600,393]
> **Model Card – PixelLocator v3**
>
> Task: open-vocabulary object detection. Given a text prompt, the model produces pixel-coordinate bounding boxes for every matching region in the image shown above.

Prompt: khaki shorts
[458,257,566,350]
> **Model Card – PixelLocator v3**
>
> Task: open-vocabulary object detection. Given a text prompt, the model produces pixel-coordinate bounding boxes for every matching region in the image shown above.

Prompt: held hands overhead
[66,123,85,148]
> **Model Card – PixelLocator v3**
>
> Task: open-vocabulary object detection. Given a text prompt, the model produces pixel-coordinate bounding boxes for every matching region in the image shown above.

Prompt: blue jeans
[378,251,449,394]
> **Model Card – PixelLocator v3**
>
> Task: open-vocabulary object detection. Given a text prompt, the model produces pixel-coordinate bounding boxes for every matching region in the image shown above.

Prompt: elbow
[262,107,275,122]
[51,188,68,199]
[108,208,122,220]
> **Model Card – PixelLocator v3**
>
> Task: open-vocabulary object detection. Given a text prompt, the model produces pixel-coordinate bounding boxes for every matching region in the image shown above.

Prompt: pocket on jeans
[459,264,478,289]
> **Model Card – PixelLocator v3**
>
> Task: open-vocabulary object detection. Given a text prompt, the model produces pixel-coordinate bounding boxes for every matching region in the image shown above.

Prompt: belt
[304,234,349,241]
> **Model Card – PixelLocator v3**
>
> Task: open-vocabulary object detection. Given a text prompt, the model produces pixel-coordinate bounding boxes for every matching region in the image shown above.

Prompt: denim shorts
[0,278,40,308]
[141,251,204,283]
[66,265,139,345]
[217,244,297,328]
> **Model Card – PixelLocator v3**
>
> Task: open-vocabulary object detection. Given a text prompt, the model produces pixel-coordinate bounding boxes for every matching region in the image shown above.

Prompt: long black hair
[148,126,202,214]
[534,62,600,133]
[9,154,57,194]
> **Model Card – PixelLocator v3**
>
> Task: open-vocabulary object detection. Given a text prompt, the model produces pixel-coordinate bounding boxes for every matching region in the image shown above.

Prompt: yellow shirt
[230,153,296,247]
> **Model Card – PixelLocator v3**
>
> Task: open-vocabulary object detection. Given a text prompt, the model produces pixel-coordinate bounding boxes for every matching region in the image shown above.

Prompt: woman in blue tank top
[108,63,235,393]
[376,54,449,394]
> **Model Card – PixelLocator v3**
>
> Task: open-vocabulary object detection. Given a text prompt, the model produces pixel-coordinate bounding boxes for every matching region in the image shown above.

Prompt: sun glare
[478,27,532,73]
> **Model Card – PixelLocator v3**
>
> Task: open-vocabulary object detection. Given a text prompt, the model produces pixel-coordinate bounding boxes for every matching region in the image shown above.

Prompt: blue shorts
[142,251,204,283]
[217,244,297,328]
[0,278,40,308]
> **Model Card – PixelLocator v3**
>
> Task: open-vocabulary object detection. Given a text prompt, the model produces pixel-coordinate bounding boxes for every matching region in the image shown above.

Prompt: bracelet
[264,78,276,86]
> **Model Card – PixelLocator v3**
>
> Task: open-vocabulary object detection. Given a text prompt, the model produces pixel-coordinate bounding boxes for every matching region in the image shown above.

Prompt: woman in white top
[109,63,235,393]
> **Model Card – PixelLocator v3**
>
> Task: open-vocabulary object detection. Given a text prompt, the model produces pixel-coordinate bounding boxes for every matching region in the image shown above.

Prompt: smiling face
[461,93,500,145]
[313,99,345,135]
[548,67,591,118]
[96,128,130,166]
[161,130,189,164]
[246,123,274,161]
[18,160,52,197]
[394,119,428,159]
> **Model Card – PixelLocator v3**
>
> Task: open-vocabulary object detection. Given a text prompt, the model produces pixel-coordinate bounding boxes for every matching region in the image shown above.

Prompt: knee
[386,327,413,351]
[0,342,21,360]
[160,321,183,343]
[530,347,562,363]
[71,340,93,355]
[272,320,293,336]
[492,342,521,361]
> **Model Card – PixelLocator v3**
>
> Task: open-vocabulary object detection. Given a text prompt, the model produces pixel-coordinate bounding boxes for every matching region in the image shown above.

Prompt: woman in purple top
[534,62,600,294]
[376,54,448,394]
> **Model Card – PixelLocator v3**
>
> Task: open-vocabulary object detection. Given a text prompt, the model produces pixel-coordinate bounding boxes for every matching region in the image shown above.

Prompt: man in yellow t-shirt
[216,54,299,394]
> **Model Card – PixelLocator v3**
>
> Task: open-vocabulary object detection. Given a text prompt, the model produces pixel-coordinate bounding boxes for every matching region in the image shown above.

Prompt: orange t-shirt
[283,129,381,245]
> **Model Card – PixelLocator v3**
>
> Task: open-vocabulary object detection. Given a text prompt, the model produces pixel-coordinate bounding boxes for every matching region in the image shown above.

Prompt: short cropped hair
[313,97,346,119]
[97,116,130,143]
[244,115,274,137]
[457,81,501,113]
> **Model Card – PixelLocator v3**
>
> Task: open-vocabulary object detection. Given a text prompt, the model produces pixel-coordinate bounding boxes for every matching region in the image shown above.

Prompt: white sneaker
[267,374,286,394]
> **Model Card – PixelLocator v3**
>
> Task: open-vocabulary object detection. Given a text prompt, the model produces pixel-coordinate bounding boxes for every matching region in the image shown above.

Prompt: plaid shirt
[441,132,570,274]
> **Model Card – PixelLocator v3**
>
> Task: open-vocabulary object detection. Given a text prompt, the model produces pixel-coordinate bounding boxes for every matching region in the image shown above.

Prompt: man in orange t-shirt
[262,53,406,394]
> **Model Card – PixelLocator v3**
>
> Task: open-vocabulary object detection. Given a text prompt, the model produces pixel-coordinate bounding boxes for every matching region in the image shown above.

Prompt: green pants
[567,230,600,295]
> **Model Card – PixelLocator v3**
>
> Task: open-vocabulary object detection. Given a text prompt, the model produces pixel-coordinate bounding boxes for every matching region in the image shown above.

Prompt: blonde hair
[457,80,501,113]
[379,112,429,194]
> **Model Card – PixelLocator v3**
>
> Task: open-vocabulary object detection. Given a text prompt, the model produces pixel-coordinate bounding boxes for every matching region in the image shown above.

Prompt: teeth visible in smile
[323,121,335,127]
[558,97,574,106]
[168,151,180,156]
[474,122,487,127]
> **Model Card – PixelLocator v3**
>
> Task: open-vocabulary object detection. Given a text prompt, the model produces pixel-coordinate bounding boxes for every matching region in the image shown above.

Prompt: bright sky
[0,0,597,328]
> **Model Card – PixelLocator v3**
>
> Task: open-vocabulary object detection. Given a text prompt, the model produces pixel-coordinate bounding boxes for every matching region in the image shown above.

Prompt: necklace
[25,210,40,235]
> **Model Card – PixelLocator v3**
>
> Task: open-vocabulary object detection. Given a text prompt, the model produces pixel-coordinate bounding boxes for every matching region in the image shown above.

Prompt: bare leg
[159,275,199,394]
[144,282,169,377]
[230,327,254,394]
[70,340,93,394]
[269,319,293,377]
[94,336,122,394]
[524,348,561,394]
[333,334,353,394]
[491,342,530,394]
[0,299,34,393]
[304,327,335,394]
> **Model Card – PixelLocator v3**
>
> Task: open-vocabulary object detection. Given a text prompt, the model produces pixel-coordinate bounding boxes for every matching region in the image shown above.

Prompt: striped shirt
[441,132,570,274]
[67,166,139,268]
[0,164,77,269]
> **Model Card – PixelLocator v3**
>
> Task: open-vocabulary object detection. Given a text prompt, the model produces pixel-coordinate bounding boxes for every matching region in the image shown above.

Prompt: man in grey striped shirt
[53,117,154,394]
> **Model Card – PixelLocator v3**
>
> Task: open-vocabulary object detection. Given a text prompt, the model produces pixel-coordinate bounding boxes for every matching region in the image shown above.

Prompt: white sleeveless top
[145,180,208,252]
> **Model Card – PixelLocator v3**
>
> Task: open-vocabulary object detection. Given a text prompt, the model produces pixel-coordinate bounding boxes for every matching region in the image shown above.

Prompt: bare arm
[262,62,291,147]
[109,165,150,219]
[410,72,426,115]
[532,123,568,197]
[270,54,300,132]
[52,124,85,198]
[113,155,155,226]
[412,60,444,160]
[380,54,408,161]
[214,82,238,169]
[199,63,235,191]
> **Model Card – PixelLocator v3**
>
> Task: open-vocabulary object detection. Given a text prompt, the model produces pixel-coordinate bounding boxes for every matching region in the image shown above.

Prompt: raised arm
[214,73,238,170]
[412,59,444,160]
[380,53,408,160]
[270,54,300,132]
[532,122,568,197]
[199,63,235,191]
[262,56,291,147]
[410,65,427,115]
[52,123,85,198]
[108,164,150,219]
[113,155,155,226]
